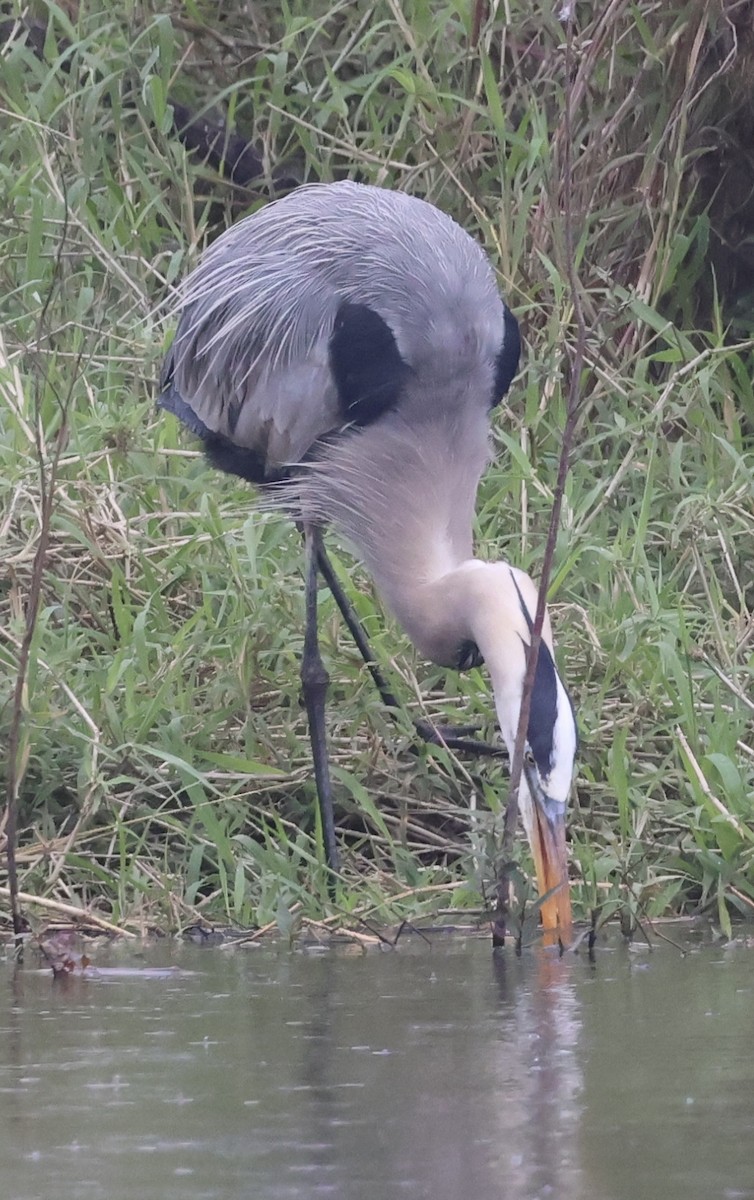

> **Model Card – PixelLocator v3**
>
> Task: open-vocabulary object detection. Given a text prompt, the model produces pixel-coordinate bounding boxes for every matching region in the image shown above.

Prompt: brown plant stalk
[494,12,590,944]
[4,148,73,953]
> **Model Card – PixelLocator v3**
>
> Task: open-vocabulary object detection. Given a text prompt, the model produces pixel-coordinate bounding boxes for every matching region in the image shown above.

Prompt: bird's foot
[413,718,504,758]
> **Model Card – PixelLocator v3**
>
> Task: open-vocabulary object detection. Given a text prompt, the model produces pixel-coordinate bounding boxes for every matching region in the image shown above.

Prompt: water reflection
[0,931,752,1200]
[294,946,586,1198]
[487,951,584,1197]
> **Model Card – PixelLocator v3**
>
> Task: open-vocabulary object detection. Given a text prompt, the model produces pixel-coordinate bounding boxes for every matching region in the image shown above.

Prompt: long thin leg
[301,524,339,873]
[315,541,400,710]
[315,541,503,759]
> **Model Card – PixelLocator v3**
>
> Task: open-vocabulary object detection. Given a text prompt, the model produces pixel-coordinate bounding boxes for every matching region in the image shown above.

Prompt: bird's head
[465,562,577,939]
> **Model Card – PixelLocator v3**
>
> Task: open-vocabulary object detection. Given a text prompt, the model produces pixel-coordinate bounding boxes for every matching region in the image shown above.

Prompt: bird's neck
[376,556,480,666]
[382,558,536,681]
[301,408,490,658]
[386,559,549,775]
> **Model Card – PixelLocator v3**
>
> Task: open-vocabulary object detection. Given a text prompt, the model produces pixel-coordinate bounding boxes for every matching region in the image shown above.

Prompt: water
[1,928,752,1200]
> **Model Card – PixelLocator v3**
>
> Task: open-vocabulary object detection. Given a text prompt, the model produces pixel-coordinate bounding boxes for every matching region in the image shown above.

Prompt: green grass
[1,0,753,937]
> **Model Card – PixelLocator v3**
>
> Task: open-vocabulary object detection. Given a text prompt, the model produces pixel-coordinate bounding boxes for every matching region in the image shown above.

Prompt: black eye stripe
[508,570,559,777]
[509,571,534,635]
[525,636,558,777]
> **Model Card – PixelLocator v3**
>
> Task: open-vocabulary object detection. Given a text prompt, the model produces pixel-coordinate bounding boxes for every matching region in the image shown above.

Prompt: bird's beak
[523,762,572,944]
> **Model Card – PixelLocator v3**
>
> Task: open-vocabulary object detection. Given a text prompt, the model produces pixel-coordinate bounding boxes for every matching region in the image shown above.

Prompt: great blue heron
[159,180,577,937]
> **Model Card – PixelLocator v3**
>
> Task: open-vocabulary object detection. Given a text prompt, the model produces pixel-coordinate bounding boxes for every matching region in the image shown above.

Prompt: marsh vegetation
[1,0,753,936]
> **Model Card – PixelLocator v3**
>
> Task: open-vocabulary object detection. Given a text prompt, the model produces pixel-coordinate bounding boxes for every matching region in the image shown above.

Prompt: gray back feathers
[165,181,506,464]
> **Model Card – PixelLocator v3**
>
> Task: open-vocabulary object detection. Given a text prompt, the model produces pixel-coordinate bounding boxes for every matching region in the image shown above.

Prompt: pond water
[1,926,752,1200]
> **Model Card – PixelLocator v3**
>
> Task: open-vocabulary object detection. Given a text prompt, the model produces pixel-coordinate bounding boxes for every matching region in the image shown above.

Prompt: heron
[159,180,577,937]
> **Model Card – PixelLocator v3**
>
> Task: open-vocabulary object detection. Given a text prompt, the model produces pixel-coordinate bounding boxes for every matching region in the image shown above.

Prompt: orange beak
[524,764,572,945]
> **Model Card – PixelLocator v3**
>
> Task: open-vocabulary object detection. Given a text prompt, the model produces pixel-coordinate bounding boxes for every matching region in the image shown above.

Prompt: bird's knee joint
[301,659,330,693]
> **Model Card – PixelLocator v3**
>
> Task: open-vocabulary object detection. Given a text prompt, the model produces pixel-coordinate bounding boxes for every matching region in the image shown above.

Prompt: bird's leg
[412,718,505,759]
[314,541,401,710]
[301,524,340,873]
[315,541,503,759]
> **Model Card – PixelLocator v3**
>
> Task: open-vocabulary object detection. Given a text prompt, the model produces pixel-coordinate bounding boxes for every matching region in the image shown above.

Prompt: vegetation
[1,0,753,938]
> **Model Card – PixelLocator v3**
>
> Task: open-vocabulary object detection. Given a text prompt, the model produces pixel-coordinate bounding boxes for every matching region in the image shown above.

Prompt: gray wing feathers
[165,181,505,471]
